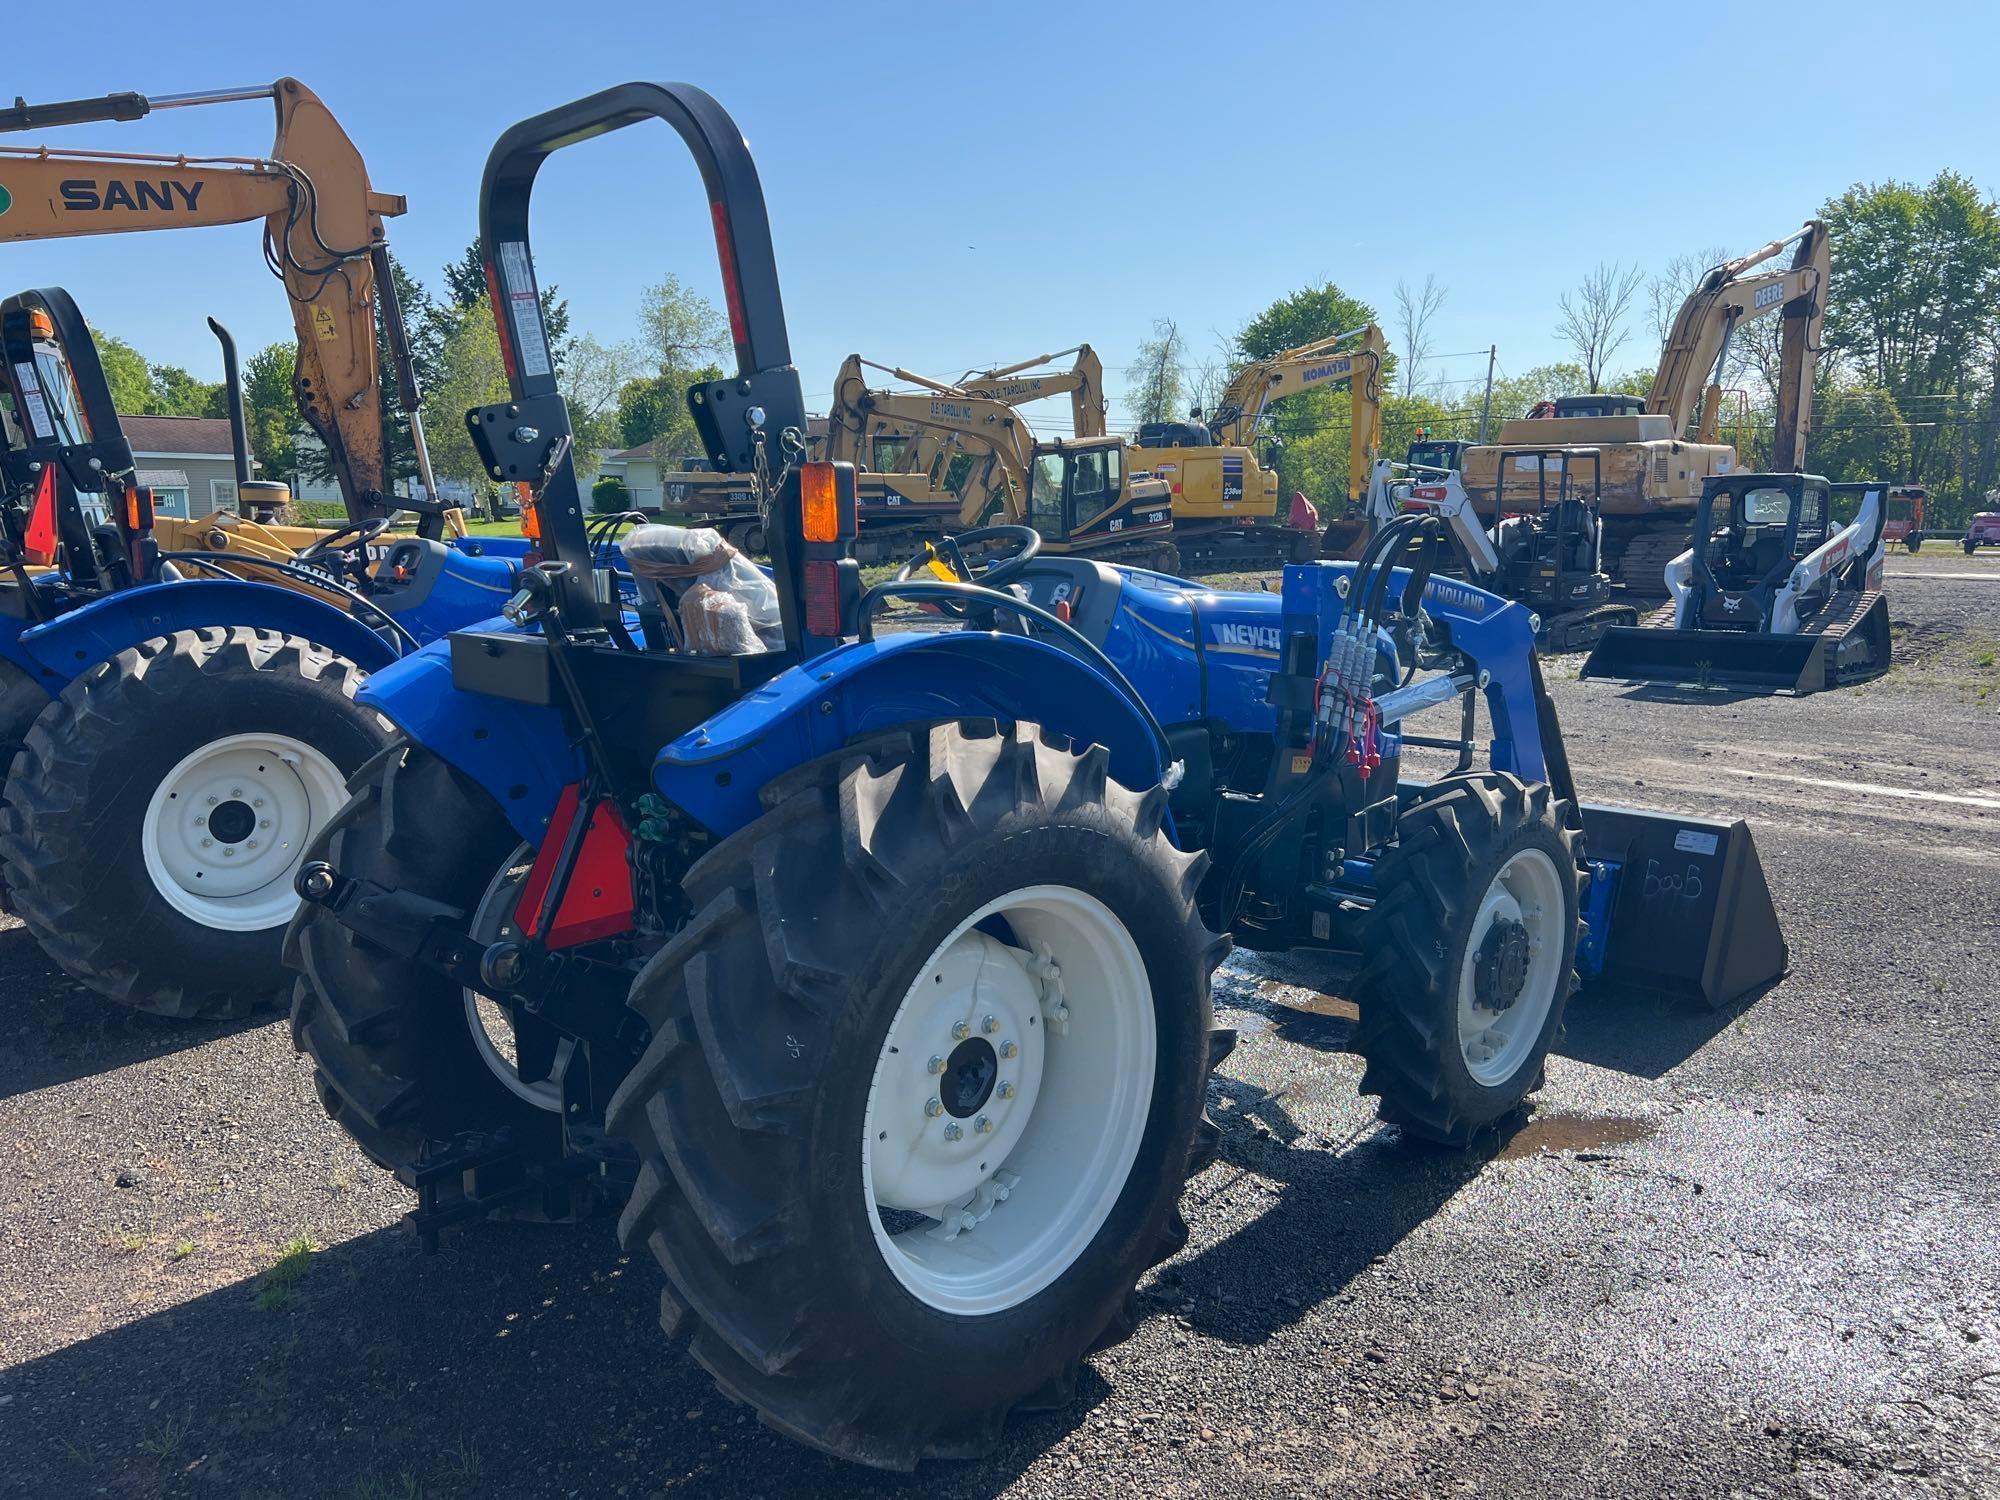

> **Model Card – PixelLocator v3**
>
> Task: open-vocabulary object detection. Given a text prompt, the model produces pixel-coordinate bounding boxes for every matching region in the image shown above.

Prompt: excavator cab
[1023,436,1176,569]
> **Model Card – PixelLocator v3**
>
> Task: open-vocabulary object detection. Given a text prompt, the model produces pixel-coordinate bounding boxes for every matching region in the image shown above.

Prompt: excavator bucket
[1581,591,1891,695]
[1576,803,1788,1010]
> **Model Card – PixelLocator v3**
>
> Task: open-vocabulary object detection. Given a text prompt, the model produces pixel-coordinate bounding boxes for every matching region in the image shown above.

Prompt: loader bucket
[1579,623,1834,694]
[1576,803,1788,1010]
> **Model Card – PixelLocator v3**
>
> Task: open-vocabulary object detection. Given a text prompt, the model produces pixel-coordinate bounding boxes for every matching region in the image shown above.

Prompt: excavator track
[1174,526,1314,576]
[1609,528,1690,596]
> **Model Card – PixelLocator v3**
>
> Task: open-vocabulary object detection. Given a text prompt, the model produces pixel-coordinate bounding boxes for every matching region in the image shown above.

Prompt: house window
[211,478,240,512]
[151,487,192,520]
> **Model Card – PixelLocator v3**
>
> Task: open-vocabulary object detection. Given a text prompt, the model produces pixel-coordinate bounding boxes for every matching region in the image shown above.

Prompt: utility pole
[1476,345,1498,443]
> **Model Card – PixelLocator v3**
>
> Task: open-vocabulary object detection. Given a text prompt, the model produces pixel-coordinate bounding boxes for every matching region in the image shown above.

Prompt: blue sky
[6,0,1995,429]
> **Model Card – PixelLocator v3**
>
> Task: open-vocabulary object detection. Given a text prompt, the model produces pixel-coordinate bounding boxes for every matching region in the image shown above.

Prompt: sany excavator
[1461,221,1831,594]
[824,353,1178,570]
[0,79,453,550]
[1134,324,1385,570]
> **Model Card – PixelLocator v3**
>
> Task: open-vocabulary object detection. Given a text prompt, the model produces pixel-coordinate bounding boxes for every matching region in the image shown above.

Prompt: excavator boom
[0,79,435,529]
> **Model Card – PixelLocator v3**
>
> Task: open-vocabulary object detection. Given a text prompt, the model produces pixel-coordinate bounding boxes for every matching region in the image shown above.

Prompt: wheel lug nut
[206,795,218,805]
[253,799,265,809]
[200,837,213,848]
[924,1098,944,1118]
[951,1021,971,1041]
[997,1081,1015,1100]
[927,1055,945,1075]
[247,840,258,849]
[974,1116,993,1134]
[223,848,235,857]
[981,1014,1000,1034]
[999,1041,1018,1059]
[230,788,243,798]
[942,1122,963,1141]
[259,820,271,830]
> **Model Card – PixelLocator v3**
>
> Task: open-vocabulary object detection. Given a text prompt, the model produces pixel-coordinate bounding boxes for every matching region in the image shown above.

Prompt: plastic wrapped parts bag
[623,524,783,655]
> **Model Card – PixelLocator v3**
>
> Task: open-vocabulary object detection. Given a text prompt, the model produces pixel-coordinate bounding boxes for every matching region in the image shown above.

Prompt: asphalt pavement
[2,554,1995,1498]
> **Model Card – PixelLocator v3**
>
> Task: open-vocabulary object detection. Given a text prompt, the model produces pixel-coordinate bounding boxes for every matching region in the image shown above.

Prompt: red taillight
[805,558,840,636]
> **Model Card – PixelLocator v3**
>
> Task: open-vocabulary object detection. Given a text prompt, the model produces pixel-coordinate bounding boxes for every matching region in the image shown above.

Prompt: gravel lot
[3,553,1996,1498]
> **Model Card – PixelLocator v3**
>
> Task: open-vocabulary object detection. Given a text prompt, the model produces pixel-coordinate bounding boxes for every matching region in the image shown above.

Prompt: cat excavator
[825,356,1177,570]
[0,78,451,551]
[1460,221,1830,594]
[1135,324,1385,569]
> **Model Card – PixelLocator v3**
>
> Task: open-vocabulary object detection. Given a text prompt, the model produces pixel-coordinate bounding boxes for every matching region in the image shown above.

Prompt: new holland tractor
[284,84,1789,1470]
[0,287,530,1018]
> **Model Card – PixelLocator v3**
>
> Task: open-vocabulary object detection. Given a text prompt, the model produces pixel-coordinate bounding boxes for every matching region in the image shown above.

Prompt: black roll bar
[472,83,807,640]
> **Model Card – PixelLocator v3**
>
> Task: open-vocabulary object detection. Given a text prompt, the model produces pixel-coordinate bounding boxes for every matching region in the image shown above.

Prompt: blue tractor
[0,287,527,1017]
[286,85,1788,1470]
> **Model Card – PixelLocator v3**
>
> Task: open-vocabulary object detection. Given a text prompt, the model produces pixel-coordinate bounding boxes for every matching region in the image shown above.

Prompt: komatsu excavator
[1461,222,1830,594]
[824,354,1178,569]
[1135,324,1385,570]
[0,79,452,551]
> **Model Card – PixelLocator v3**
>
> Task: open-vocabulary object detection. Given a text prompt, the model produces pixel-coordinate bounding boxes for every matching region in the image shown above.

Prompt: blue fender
[361,628,1165,847]
[5,578,402,692]
[356,637,582,844]
[653,631,1166,837]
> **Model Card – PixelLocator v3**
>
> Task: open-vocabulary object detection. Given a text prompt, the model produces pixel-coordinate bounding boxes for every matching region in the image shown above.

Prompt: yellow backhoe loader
[1461,221,1830,594]
[0,78,451,567]
[1134,324,1385,569]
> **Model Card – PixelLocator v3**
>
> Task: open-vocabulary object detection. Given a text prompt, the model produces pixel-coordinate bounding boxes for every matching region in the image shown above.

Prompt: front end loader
[1580,472,1891,694]
[284,82,1789,1473]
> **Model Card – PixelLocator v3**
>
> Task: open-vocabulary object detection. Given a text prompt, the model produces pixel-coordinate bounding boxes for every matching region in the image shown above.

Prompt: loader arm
[1648,221,1829,458]
[1369,462,1501,574]
[0,80,437,529]
[1209,324,1385,503]
[1769,485,1885,634]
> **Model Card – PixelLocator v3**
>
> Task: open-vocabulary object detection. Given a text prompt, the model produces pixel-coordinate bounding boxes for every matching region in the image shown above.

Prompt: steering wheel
[894,525,1041,616]
[298,516,393,585]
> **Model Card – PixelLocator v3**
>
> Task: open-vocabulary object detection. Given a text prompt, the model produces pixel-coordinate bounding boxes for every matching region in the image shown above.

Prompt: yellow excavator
[824,355,1177,570]
[657,347,1105,561]
[0,77,451,562]
[1461,221,1830,593]
[1134,324,1386,569]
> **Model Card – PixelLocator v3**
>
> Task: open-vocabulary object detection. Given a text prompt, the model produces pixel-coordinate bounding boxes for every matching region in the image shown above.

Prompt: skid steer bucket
[1581,622,1835,693]
[1576,803,1788,1009]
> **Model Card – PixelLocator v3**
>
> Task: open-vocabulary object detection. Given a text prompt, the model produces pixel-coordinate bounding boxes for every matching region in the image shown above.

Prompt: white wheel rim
[139,732,347,932]
[462,844,567,1112]
[861,885,1156,1316]
[1455,847,1567,1087]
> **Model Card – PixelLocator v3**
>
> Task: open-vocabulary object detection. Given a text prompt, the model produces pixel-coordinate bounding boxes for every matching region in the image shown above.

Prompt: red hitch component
[513,785,636,948]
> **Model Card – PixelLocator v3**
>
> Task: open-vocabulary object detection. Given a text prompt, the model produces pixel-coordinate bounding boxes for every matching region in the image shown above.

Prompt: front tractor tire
[607,721,1228,1469]
[1353,772,1584,1148]
[0,628,390,1019]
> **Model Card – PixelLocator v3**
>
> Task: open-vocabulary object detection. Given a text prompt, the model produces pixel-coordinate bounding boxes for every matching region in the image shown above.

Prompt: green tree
[146,363,223,417]
[638,273,726,372]
[1811,383,1913,492]
[1123,318,1186,427]
[422,309,511,502]
[614,364,723,460]
[242,341,303,481]
[93,332,152,415]
[1229,283,1393,504]
[1822,172,2000,494]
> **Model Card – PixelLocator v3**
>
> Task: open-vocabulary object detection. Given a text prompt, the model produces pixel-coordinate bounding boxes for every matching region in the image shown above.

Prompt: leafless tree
[1183,330,1238,424]
[1647,247,1730,347]
[1555,261,1646,391]
[1393,275,1449,396]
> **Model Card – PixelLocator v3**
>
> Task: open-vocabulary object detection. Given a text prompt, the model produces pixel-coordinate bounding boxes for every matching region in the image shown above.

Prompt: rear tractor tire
[1353,772,1584,1148]
[607,720,1229,1468]
[0,659,53,917]
[0,628,389,1019]
[288,742,568,1192]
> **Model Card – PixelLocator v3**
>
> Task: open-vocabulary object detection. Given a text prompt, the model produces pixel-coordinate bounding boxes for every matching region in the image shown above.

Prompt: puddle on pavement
[1254,978,1360,1023]
[1496,1113,1659,1160]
